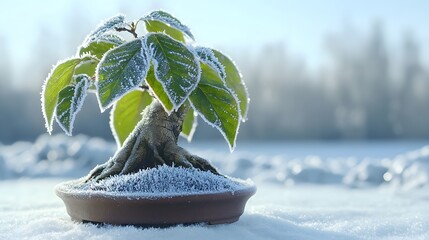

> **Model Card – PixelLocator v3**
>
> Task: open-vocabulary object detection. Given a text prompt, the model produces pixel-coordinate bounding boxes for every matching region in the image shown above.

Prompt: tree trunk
[86,100,219,182]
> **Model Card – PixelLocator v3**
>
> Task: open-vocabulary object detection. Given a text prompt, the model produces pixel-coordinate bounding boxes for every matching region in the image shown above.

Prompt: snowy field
[1,134,429,239]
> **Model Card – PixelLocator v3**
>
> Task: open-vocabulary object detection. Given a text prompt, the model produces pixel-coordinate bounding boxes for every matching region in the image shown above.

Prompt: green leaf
[180,107,197,142]
[189,63,240,151]
[74,58,98,77]
[145,20,185,43]
[55,75,90,136]
[79,36,124,59]
[145,65,174,112]
[141,10,194,40]
[110,89,153,146]
[42,58,84,133]
[96,38,150,111]
[145,33,200,112]
[79,34,125,59]
[73,58,99,92]
[212,49,249,121]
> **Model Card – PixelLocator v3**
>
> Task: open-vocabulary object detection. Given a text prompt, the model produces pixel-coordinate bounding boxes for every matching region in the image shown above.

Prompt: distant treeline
[241,23,429,140]
[1,23,429,143]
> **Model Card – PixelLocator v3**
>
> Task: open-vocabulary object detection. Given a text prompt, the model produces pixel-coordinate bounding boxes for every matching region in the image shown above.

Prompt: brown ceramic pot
[55,183,256,226]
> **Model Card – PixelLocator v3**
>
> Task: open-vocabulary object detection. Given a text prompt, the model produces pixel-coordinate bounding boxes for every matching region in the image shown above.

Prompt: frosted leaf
[83,14,126,45]
[79,34,125,59]
[194,47,246,122]
[96,38,150,111]
[141,10,194,41]
[212,49,249,121]
[180,106,198,142]
[144,19,185,43]
[54,75,90,136]
[189,63,240,152]
[110,89,152,147]
[145,33,200,112]
[194,46,226,81]
[41,56,94,134]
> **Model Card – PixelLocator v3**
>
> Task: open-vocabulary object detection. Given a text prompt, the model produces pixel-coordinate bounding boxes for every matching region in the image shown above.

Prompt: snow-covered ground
[1,134,429,239]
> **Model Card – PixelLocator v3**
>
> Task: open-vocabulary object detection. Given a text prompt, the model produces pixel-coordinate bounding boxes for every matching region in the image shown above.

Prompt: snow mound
[384,146,429,190]
[1,134,429,191]
[215,146,429,190]
[0,134,115,179]
[343,159,390,188]
[57,165,253,198]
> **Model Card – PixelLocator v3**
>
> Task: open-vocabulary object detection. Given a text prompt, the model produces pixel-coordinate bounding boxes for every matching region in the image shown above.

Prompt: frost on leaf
[96,38,150,111]
[212,49,249,121]
[79,34,125,59]
[145,33,200,112]
[180,106,198,142]
[189,63,240,151]
[55,75,90,136]
[96,34,126,46]
[110,89,152,147]
[83,14,126,46]
[141,10,194,41]
[42,57,92,134]
[194,47,226,80]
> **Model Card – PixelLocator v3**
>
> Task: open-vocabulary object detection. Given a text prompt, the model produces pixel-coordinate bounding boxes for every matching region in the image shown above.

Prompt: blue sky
[1,0,429,71]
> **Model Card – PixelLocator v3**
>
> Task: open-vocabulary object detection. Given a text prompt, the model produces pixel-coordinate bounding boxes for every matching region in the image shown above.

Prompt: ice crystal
[96,34,125,45]
[59,165,253,198]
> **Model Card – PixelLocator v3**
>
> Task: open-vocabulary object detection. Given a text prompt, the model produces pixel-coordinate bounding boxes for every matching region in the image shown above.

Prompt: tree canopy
[41,10,248,151]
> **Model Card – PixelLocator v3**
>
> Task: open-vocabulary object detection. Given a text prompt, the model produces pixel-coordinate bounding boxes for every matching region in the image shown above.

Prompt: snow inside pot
[41,10,254,226]
[56,165,256,225]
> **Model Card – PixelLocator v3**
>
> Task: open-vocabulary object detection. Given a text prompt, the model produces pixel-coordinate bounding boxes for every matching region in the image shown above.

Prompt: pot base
[56,182,256,226]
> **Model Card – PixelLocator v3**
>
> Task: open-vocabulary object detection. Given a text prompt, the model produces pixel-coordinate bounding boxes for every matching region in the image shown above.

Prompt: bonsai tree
[41,11,249,182]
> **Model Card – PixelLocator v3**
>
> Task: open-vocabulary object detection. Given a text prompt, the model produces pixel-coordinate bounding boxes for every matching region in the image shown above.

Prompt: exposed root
[163,145,219,175]
[86,144,219,182]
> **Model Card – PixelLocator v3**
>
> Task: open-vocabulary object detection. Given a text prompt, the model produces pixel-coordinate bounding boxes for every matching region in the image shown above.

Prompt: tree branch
[115,27,138,38]
[140,85,149,90]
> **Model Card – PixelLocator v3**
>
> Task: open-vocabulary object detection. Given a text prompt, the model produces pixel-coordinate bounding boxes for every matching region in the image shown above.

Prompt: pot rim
[55,180,257,201]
